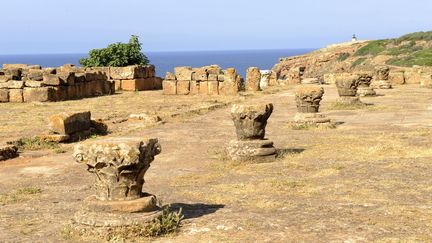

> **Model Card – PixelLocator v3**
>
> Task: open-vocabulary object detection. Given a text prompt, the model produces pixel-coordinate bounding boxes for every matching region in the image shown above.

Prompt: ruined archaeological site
[2,29,432,242]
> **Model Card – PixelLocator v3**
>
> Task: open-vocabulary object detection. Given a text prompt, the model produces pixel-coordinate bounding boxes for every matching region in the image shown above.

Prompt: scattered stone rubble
[294,85,331,125]
[163,65,243,95]
[371,66,392,89]
[73,137,162,227]
[227,104,276,162]
[41,111,108,143]
[335,75,362,104]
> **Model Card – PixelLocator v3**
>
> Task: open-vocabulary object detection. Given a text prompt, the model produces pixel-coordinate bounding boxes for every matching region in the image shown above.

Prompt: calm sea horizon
[0,49,314,77]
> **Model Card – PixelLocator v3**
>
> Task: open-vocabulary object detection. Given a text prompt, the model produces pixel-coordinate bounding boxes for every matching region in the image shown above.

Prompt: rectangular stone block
[208,74,218,81]
[0,89,9,102]
[23,87,57,102]
[146,65,155,78]
[190,81,200,94]
[208,81,219,95]
[174,66,193,81]
[7,81,24,89]
[404,71,422,84]
[114,80,122,91]
[219,81,240,95]
[165,72,176,80]
[177,80,190,95]
[110,66,146,80]
[27,70,44,81]
[9,89,23,103]
[25,80,44,87]
[121,79,141,91]
[199,81,209,95]
[49,111,91,135]
[389,71,405,85]
[42,74,62,86]
[0,74,12,83]
[3,64,28,69]
[162,80,177,95]
[192,68,208,81]
[153,77,163,90]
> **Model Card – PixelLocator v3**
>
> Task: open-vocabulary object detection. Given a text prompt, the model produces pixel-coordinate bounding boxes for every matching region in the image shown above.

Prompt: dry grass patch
[0,187,42,205]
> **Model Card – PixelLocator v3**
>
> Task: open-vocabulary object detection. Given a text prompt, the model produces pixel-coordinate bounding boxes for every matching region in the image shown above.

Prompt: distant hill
[271,31,432,80]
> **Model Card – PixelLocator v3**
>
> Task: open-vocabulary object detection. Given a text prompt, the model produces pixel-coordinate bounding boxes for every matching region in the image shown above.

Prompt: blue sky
[0,0,430,54]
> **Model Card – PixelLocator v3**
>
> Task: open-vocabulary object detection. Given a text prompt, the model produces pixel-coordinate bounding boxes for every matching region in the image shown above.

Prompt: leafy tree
[80,35,149,67]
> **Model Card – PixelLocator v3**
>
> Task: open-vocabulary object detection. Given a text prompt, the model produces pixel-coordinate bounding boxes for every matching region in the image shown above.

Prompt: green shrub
[355,40,389,56]
[397,31,432,42]
[8,137,59,151]
[80,35,149,67]
[386,49,432,67]
[337,53,350,62]
[351,58,367,68]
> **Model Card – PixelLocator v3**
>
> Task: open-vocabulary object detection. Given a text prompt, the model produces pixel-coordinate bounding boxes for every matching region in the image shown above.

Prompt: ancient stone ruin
[356,72,376,97]
[110,65,162,91]
[163,65,243,95]
[259,70,272,89]
[246,67,261,91]
[0,64,162,103]
[0,64,114,102]
[335,75,362,104]
[294,85,331,125]
[41,111,108,143]
[73,137,162,227]
[227,103,277,162]
[371,66,392,89]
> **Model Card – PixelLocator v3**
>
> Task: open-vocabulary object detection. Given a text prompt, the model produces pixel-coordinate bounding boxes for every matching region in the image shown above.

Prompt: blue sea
[0,49,313,77]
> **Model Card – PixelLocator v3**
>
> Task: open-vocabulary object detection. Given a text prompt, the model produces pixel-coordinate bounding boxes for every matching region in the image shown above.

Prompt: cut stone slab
[74,210,162,227]
[294,112,331,124]
[162,80,177,95]
[49,111,91,135]
[83,195,159,213]
[0,89,9,102]
[9,89,23,103]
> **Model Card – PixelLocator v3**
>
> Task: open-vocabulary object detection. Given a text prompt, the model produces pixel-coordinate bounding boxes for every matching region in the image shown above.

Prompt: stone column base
[357,86,376,97]
[337,96,362,105]
[226,139,276,162]
[74,194,161,227]
[74,210,162,227]
[371,80,392,89]
[294,112,331,124]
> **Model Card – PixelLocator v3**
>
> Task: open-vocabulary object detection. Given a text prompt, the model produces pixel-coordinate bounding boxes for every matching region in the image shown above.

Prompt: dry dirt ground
[1,85,432,242]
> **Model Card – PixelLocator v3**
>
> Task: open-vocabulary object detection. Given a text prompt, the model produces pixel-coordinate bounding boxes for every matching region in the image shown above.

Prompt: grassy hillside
[353,31,432,67]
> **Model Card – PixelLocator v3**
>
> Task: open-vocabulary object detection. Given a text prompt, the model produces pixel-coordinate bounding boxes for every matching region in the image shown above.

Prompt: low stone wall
[0,64,163,103]
[162,65,243,95]
[0,64,113,103]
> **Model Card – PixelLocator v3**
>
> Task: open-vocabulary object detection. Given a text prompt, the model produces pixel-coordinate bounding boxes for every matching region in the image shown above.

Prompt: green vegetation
[80,35,149,67]
[8,137,59,151]
[354,40,389,56]
[351,57,367,68]
[337,53,350,62]
[386,49,432,67]
[0,187,42,205]
[327,102,368,110]
[397,31,432,42]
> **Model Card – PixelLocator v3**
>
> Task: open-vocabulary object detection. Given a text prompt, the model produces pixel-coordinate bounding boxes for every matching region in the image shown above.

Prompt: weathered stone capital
[73,137,161,201]
[231,103,273,140]
[295,85,324,113]
[335,75,360,97]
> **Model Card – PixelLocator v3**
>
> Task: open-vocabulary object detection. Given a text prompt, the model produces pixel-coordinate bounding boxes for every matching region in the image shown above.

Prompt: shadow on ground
[170,203,225,219]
